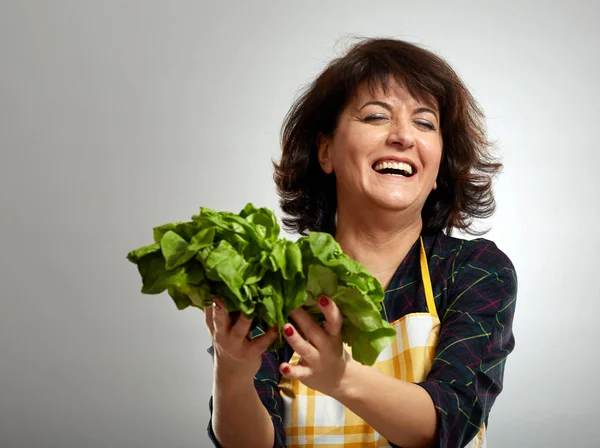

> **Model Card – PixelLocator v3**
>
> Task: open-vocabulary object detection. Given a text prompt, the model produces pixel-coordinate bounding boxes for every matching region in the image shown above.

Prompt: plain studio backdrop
[1,1,598,447]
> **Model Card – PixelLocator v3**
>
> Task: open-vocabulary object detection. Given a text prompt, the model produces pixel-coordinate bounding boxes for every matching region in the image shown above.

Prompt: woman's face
[318,79,443,219]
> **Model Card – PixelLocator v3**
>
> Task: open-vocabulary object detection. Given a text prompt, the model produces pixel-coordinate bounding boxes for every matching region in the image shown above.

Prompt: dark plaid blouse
[208,230,518,448]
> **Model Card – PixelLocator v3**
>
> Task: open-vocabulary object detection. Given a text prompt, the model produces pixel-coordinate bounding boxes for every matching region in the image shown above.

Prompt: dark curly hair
[273,37,502,236]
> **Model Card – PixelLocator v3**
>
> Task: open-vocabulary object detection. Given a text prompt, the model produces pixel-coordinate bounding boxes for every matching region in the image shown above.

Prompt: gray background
[1,1,598,447]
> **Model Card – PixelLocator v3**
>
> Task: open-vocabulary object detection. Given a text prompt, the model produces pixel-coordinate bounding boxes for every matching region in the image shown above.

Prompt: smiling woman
[315,79,444,255]
[275,38,500,240]
[205,38,517,448]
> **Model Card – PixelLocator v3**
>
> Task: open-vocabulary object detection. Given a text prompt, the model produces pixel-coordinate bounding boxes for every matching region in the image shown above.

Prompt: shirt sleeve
[206,344,288,448]
[417,240,518,448]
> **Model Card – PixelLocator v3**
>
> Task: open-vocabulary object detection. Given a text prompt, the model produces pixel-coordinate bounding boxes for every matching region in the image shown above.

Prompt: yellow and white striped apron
[279,237,486,447]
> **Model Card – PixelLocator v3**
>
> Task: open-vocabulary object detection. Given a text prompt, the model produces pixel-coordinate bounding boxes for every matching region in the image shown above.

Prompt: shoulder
[427,231,518,316]
[429,231,517,284]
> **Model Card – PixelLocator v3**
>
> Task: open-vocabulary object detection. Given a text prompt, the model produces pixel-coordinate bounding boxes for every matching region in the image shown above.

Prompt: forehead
[350,78,438,112]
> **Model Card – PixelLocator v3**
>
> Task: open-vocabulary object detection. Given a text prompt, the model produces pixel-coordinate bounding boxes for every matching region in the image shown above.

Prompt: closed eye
[362,114,388,122]
[414,119,436,131]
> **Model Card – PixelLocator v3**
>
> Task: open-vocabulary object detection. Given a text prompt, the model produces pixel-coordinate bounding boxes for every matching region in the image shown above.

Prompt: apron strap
[419,236,438,320]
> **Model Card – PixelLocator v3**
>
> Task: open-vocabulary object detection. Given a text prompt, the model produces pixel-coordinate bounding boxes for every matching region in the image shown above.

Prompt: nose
[386,119,416,149]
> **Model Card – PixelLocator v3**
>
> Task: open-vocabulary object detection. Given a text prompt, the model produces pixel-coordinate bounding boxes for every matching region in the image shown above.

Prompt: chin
[368,195,415,212]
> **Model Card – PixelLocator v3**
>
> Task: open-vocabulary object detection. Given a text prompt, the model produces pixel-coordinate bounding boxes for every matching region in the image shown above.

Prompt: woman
[204,38,517,448]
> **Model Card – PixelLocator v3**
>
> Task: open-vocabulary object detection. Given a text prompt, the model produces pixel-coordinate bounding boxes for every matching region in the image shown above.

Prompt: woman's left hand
[279,296,352,396]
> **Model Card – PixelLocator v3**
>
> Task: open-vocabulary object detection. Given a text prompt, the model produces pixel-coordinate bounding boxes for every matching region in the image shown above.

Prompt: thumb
[249,326,280,356]
[212,298,231,337]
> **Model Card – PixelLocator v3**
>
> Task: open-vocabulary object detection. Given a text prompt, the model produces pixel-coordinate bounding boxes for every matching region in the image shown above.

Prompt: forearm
[212,366,275,448]
[331,360,437,448]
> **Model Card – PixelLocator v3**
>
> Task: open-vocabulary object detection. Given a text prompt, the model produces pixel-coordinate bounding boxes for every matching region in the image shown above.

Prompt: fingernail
[282,365,290,374]
[284,325,294,337]
[212,300,222,311]
[319,296,329,307]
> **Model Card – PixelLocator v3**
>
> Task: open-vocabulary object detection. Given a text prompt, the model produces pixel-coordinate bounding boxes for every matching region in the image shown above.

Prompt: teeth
[373,161,413,175]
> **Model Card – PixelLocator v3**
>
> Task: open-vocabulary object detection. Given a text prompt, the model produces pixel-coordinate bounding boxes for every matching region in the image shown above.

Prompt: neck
[334,206,423,290]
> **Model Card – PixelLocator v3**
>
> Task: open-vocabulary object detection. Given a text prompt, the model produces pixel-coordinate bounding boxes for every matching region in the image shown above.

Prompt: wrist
[214,360,256,390]
[329,357,366,403]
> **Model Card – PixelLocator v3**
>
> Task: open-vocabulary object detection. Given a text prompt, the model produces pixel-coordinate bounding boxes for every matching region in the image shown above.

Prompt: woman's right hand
[204,298,280,380]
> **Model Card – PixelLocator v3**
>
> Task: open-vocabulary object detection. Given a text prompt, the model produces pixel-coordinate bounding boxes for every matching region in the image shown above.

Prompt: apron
[279,237,487,447]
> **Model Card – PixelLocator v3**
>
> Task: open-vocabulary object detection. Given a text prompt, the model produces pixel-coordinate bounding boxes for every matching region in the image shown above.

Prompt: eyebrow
[359,101,439,121]
[414,107,439,121]
[360,101,393,112]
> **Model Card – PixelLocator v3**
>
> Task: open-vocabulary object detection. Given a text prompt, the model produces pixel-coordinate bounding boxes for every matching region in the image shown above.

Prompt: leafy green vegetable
[126,203,395,365]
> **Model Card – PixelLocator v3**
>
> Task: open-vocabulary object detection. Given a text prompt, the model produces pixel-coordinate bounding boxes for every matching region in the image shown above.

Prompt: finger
[282,323,319,363]
[249,326,279,356]
[211,298,231,338]
[230,313,254,341]
[279,361,313,381]
[204,305,215,336]
[317,296,343,337]
[289,307,328,349]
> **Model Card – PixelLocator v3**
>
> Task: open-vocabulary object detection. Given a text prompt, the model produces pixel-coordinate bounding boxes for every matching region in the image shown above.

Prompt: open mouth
[372,160,416,178]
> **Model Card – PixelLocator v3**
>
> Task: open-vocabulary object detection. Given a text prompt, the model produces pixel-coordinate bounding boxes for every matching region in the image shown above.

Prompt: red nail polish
[319,296,329,307]
[282,366,290,374]
[284,326,294,337]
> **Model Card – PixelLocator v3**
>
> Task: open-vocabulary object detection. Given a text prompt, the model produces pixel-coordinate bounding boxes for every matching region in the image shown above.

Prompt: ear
[433,180,438,190]
[317,133,334,174]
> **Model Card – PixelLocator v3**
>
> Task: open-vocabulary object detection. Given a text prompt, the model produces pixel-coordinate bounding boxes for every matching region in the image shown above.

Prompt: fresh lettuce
[126,203,395,366]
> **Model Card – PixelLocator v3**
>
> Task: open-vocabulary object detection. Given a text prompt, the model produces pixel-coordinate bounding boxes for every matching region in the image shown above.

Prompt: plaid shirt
[207,230,517,448]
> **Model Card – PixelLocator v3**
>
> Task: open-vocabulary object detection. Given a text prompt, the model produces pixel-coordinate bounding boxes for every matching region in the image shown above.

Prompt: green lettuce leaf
[161,231,199,270]
[135,251,204,295]
[126,203,395,365]
[126,243,160,263]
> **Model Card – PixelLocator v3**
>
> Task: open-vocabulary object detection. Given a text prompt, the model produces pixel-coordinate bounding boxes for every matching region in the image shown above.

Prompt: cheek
[329,144,359,170]
[423,139,443,175]
[330,128,381,167]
